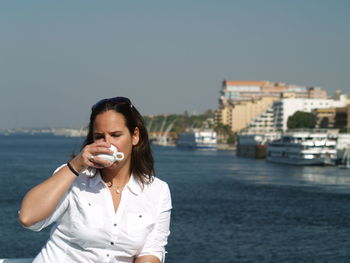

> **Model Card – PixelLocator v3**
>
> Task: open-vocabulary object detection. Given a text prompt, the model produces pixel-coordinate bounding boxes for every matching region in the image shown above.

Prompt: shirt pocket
[126,212,154,237]
[73,198,105,229]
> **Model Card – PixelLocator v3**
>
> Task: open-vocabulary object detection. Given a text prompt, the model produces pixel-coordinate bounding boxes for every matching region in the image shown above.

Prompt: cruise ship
[176,129,217,149]
[266,132,338,165]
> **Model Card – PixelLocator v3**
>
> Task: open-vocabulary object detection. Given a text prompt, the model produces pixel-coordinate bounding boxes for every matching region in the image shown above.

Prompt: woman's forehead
[93,111,127,131]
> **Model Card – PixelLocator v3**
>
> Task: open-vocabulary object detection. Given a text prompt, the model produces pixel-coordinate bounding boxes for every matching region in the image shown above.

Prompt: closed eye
[93,134,104,140]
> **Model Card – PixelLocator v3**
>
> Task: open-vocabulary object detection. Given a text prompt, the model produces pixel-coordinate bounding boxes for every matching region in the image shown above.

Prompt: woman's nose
[104,135,112,144]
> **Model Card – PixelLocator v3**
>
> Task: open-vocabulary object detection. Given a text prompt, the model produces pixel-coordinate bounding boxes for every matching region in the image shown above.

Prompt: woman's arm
[19,142,112,227]
[19,164,78,227]
[134,255,160,263]
[136,182,172,263]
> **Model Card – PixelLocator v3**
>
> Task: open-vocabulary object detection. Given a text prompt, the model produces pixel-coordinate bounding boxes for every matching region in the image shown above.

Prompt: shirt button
[110,242,114,245]
[114,223,117,227]
[106,254,110,257]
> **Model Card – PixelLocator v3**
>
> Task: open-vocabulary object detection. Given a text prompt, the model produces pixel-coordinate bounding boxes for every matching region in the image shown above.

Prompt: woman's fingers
[71,142,116,171]
[83,143,114,167]
[90,146,113,155]
[90,156,113,168]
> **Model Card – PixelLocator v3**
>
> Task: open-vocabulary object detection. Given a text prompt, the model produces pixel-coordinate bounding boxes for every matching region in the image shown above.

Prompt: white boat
[176,129,217,149]
[151,135,175,147]
[266,132,338,165]
[150,119,175,147]
[339,147,350,169]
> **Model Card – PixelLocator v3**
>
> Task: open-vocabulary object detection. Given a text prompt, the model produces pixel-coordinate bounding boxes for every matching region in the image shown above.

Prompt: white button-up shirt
[26,165,172,263]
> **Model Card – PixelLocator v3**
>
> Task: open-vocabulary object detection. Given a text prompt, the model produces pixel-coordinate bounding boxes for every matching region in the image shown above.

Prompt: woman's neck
[100,164,131,187]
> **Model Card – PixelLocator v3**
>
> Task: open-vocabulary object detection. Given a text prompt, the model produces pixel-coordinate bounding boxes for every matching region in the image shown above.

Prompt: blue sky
[1,0,349,129]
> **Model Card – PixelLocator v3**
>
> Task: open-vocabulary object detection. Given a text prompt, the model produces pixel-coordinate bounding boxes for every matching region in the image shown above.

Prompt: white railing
[0,259,33,263]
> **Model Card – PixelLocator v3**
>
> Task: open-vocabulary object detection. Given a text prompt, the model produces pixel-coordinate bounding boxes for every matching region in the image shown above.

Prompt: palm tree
[214,123,234,144]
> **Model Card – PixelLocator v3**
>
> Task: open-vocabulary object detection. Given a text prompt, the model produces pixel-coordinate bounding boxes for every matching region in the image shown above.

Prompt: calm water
[1,135,350,263]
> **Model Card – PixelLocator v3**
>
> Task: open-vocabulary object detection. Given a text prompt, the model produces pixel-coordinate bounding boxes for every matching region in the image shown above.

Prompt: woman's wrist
[69,158,87,174]
[67,162,80,176]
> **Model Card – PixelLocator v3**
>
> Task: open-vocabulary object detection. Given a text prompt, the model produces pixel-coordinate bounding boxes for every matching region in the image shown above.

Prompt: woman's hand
[70,142,114,172]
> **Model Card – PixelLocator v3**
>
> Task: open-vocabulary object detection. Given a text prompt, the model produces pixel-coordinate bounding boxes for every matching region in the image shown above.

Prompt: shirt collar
[126,174,143,195]
[86,168,143,195]
[87,169,104,188]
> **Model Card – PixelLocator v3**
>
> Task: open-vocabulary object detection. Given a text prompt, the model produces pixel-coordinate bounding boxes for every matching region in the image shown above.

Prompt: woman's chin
[104,161,119,169]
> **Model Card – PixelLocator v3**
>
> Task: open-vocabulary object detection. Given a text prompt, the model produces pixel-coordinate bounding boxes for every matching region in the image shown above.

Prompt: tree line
[287,111,348,132]
[143,110,235,144]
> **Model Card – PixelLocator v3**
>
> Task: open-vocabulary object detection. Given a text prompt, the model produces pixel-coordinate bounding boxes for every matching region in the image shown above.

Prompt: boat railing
[0,259,33,263]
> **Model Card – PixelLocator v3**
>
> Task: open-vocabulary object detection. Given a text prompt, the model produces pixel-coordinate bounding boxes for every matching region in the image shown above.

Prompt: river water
[0,135,350,262]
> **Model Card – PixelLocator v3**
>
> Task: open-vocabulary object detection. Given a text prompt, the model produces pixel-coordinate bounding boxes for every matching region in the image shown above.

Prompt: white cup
[95,145,124,165]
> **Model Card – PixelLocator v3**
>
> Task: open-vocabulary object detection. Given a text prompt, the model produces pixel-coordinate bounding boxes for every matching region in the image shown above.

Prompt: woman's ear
[132,127,140,146]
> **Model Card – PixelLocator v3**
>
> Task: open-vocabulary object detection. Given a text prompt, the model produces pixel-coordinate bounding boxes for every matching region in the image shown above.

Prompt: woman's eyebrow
[93,130,123,134]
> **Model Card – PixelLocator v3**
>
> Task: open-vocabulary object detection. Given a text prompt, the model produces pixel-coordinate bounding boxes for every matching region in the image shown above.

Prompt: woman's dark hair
[82,97,154,185]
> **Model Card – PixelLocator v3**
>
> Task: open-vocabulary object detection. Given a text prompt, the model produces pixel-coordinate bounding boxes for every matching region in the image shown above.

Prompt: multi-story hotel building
[248,105,275,132]
[219,80,327,106]
[216,96,278,133]
[216,80,328,132]
[273,95,348,131]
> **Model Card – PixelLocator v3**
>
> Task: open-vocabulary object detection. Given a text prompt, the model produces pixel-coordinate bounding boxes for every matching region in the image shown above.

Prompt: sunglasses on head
[91,97,133,110]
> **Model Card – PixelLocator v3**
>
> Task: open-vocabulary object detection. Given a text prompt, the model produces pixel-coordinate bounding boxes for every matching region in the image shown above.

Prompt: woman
[19,97,172,263]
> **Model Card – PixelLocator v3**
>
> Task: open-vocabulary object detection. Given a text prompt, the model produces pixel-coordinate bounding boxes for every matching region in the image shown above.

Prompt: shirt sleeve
[24,164,71,232]
[137,182,172,263]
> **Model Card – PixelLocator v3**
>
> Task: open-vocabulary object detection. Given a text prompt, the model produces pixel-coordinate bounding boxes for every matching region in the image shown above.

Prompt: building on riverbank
[314,104,350,130]
[216,96,278,133]
[273,95,348,131]
[215,80,328,133]
[334,104,350,130]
